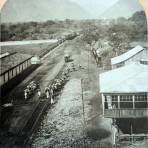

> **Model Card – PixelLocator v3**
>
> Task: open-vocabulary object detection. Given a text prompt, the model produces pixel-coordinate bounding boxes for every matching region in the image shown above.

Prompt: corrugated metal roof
[0,52,33,75]
[111,45,144,65]
[99,63,148,93]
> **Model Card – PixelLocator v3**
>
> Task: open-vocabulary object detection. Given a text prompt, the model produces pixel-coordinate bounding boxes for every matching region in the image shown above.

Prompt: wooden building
[111,45,148,69]
[99,63,148,142]
[100,63,148,118]
[0,52,33,87]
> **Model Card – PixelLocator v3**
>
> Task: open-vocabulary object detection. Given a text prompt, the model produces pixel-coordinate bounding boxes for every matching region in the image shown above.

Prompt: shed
[0,52,33,86]
[111,45,148,69]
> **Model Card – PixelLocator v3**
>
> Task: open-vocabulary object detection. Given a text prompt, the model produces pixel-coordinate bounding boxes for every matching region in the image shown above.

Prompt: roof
[99,63,148,93]
[0,39,58,47]
[0,52,10,59]
[0,52,33,75]
[111,45,144,65]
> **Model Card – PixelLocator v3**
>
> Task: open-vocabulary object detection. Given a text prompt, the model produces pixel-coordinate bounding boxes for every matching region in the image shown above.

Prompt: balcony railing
[104,108,148,118]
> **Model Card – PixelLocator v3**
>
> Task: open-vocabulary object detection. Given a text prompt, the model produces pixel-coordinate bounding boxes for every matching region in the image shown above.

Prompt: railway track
[3,100,47,148]
[16,100,48,145]
[1,36,79,148]
[5,65,68,147]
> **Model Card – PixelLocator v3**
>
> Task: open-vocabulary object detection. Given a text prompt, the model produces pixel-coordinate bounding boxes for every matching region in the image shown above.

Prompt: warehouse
[111,45,148,69]
[99,63,148,142]
[0,52,34,98]
[0,52,33,87]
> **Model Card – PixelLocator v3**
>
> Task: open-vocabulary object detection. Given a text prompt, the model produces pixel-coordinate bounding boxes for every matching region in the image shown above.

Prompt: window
[120,95,133,108]
[12,69,13,76]
[111,95,118,102]
[140,60,148,65]
[26,61,28,67]
[3,75,5,83]
[13,68,16,77]
[135,94,147,108]
[135,95,147,102]
[21,64,23,71]
[111,95,118,109]
[116,62,124,68]
[17,66,20,74]
[23,62,26,69]
[120,95,133,102]
[4,72,9,83]
[19,65,21,72]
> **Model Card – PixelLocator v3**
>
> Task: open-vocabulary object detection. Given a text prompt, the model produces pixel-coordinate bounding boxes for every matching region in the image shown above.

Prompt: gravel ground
[31,36,148,148]
[2,36,147,148]
[31,36,114,148]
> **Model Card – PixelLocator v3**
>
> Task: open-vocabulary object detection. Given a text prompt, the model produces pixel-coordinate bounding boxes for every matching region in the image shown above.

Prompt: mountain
[100,0,143,19]
[1,0,91,23]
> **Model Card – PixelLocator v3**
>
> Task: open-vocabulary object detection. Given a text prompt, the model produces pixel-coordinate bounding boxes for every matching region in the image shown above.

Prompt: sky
[0,0,119,15]
[70,0,119,17]
[0,0,148,19]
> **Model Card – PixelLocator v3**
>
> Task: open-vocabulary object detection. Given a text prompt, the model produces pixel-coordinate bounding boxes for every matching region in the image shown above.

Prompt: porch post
[102,94,105,116]
[133,95,135,109]
[118,95,120,109]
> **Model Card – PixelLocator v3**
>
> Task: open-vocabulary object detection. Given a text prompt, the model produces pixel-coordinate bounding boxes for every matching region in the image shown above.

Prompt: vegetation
[1,10,147,63]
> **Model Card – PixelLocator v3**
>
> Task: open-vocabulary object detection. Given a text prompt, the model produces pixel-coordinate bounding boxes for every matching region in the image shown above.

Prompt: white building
[99,63,148,142]
[111,45,148,69]
[100,63,148,118]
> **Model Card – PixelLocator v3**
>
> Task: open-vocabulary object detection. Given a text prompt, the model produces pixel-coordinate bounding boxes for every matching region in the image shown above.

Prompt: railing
[104,108,148,118]
[116,134,148,143]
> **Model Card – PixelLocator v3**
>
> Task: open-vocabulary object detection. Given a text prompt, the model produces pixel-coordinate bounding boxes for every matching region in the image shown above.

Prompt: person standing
[45,87,50,99]
[24,89,28,100]
[50,87,54,104]
[37,88,41,98]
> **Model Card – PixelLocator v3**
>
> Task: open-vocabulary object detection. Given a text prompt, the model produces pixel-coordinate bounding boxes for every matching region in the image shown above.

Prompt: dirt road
[31,36,113,148]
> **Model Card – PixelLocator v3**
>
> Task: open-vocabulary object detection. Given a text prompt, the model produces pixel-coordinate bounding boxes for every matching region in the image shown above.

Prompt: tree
[108,31,129,55]
[81,22,102,45]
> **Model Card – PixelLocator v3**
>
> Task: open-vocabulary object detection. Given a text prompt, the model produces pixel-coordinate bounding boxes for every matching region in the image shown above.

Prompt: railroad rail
[4,64,69,148]
[1,35,79,148]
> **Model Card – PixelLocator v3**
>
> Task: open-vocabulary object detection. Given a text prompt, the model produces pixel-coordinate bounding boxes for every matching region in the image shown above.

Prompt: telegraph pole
[81,79,86,147]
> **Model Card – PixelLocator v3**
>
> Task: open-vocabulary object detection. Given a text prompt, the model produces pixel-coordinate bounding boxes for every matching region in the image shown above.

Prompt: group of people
[91,48,102,66]
[23,63,82,102]
[44,70,69,104]
[24,81,40,100]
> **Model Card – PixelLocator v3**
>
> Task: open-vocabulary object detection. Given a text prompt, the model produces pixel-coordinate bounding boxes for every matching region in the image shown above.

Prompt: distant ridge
[1,0,91,23]
[100,0,143,19]
[1,0,144,23]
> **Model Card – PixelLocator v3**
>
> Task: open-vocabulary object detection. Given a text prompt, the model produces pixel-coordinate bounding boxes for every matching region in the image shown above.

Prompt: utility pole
[81,79,86,123]
[88,45,90,76]
[81,79,86,147]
